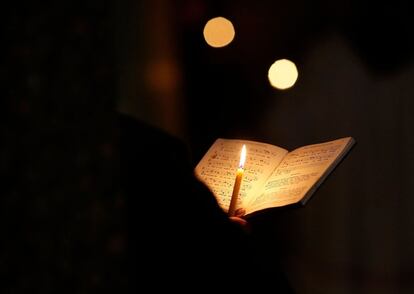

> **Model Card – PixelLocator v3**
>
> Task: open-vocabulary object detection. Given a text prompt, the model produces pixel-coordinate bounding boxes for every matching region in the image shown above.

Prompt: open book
[195,137,355,217]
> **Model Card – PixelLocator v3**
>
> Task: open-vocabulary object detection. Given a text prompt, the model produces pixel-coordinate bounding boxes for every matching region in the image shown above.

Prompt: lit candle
[228,144,247,217]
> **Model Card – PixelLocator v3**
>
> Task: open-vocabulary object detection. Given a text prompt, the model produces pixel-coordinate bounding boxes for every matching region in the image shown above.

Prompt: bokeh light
[203,17,235,48]
[268,59,298,90]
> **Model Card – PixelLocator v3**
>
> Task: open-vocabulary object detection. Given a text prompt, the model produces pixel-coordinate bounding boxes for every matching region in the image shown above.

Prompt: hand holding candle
[228,145,246,217]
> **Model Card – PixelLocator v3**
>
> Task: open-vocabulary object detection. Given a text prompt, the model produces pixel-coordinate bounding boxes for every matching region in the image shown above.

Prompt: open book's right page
[245,137,354,215]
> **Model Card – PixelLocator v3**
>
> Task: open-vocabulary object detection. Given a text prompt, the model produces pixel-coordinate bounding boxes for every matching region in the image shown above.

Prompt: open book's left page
[195,139,288,212]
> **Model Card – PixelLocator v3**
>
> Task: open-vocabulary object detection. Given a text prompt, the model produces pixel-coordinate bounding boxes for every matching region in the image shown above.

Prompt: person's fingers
[234,208,246,217]
[229,216,251,234]
[229,216,247,226]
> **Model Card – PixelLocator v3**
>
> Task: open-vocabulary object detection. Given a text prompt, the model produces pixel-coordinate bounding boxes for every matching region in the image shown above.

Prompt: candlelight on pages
[195,137,355,217]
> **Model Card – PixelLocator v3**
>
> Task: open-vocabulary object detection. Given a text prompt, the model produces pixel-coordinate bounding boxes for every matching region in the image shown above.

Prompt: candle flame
[239,145,247,168]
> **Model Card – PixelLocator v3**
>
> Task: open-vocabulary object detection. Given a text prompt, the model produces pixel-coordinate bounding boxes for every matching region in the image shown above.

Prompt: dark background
[2,0,414,293]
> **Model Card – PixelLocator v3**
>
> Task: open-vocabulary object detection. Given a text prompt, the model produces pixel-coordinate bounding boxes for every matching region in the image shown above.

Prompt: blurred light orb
[268,59,298,90]
[203,17,235,48]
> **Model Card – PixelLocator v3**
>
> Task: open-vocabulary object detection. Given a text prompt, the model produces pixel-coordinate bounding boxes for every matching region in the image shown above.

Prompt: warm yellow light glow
[203,17,235,48]
[268,59,298,90]
[239,145,247,168]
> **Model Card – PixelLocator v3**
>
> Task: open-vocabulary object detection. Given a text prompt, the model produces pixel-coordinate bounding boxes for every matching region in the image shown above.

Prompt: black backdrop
[2,0,414,293]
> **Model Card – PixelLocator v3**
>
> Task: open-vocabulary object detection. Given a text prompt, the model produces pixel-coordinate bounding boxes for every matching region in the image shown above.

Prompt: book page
[195,139,288,212]
[245,137,353,215]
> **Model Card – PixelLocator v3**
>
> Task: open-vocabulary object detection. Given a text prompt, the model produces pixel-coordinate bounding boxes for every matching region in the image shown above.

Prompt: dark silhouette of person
[119,113,294,292]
